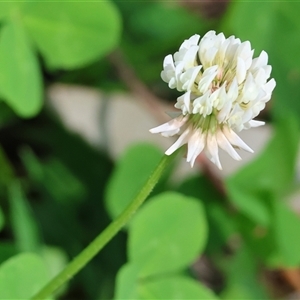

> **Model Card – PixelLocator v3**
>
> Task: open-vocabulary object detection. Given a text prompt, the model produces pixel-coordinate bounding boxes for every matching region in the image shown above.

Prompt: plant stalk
[31,152,178,299]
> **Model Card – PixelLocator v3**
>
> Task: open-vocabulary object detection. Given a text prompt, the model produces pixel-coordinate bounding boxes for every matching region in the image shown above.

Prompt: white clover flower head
[150,31,276,169]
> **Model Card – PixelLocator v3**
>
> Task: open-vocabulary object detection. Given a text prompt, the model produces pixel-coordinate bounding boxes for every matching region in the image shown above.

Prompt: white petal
[186,130,206,167]
[251,50,268,70]
[215,32,226,47]
[188,34,201,46]
[248,120,265,127]
[204,47,218,66]
[223,126,254,153]
[180,65,202,91]
[242,73,259,101]
[263,65,272,79]
[241,107,256,124]
[217,100,232,123]
[217,38,231,63]
[149,116,187,135]
[236,57,246,84]
[161,129,180,137]
[182,45,200,69]
[161,54,179,89]
[214,83,226,109]
[180,34,200,50]
[264,78,276,94]
[165,127,191,155]
[198,65,218,93]
[236,41,253,69]
[217,129,241,160]
[163,54,174,68]
[227,77,238,101]
[225,39,240,62]
[206,133,222,169]
[259,79,276,102]
[253,68,267,85]
[175,91,192,114]
[192,91,212,116]
[199,31,217,67]
[174,62,185,91]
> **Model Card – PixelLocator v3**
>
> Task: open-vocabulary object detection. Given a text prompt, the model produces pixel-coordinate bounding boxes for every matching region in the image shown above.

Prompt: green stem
[31,152,178,300]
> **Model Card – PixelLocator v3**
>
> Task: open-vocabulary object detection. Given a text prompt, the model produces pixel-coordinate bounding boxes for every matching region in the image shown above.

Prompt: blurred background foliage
[0,1,300,299]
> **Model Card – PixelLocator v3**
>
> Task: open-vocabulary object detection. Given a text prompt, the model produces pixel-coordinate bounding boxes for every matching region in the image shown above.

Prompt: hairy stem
[31,152,178,299]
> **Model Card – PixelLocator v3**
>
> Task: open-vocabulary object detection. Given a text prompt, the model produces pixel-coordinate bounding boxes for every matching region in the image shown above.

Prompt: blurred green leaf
[23,1,121,69]
[115,263,218,300]
[115,263,140,300]
[0,3,20,20]
[226,115,299,225]
[0,13,43,117]
[221,247,268,300]
[9,180,40,253]
[20,148,86,205]
[40,246,68,296]
[0,102,17,128]
[223,2,300,68]
[119,1,208,85]
[105,143,164,220]
[128,2,205,41]
[0,253,51,299]
[139,275,218,300]
[177,175,236,254]
[128,192,208,277]
[222,1,300,119]
[0,146,14,192]
[236,214,276,264]
[10,112,123,298]
[0,205,4,231]
[204,201,237,254]
[272,199,300,266]
[0,243,18,265]
[177,175,223,203]
[226,185,270,227]
[41,246,68,280]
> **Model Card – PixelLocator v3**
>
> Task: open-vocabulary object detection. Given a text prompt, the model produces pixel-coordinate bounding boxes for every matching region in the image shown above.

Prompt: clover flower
[150,31,276,169]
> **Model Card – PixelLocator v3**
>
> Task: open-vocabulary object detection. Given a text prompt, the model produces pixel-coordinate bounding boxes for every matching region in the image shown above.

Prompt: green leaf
[177,175,236,254]
[0,253,51,299]
[41,246,68,280]
[23,1,121,69]
[223,2,300,68]
[20,148,86,205]
[115,263,218,300]
[222,2,300,119]
[177,175,224,203]
[9,181,40,252]
[221,247,268,300]
[0,205,4,232]
[128,192,208,277]
[226,115,299,225]
[0,3,20,20]
[128,2,206,41]
[236,214,277,264]
[105,143,164,220]
[119,2,208,84]
[115,263,140,300]
[0,243,18,265]
[272,199,300,267]
[139,275,218,300]
[225,183,271,227]
[40,246,68,296]
[0,146,14,188]
[0,13,43,117]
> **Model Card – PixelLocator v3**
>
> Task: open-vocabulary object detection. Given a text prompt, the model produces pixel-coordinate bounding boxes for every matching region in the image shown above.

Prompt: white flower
[150,31,276,169]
